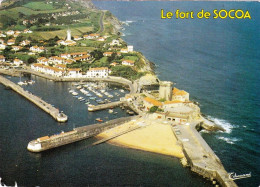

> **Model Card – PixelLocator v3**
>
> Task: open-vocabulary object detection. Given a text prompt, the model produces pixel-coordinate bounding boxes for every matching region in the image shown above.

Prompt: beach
[96,118,184,158]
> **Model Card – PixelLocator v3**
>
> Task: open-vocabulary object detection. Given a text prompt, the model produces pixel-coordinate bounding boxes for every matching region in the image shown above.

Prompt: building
[110,62,118,66]
[103,52,113,57]
[66,68,81,78]
[159,81,173,101]
[56,64,67,70]
[70,52,87,58]
[110,39,120,46]
[74,55,91,62]
[6,30,14,36]
[0,43,6,50]
[120,48,128,53]
[86,67,111,78]
[60,53,71,59]
[122,60,134,66]
[12,46,22,52]
[0,55,5,63]
[143,97,163,111]
[74,36,82,41]
[13,58,23,66]
[172,87,189,102]
[7,39,15,45]
[29,46,45,53]
[127,45,134,52]
[24,29,33,34]
[97,37,105,41]
[20,40,30,46]
[49,56,63,64]
[37,57,47,64]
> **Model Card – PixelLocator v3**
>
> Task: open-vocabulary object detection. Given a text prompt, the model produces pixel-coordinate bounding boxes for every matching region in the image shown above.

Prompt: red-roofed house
[122,60,134,66]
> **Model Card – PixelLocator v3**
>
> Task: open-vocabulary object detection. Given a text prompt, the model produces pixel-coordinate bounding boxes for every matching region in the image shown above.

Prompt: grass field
[29,26,93,40]
[0,6,66,19]
[23,2,55,11]
[123,55,139,62]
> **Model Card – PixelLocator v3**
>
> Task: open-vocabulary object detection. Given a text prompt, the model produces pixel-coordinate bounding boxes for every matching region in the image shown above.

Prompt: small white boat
[18,81,27,86]
[28,80,35,84]
[72,92,78,96]
[108,109,113,113]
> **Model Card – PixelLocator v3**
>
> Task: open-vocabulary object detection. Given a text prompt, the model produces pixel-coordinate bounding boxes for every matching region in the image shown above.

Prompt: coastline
[96,118,184,158]
[0,1,245,186]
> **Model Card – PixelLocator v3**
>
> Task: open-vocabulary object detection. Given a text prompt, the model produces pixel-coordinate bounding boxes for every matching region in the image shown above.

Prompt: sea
[0,1,259,187]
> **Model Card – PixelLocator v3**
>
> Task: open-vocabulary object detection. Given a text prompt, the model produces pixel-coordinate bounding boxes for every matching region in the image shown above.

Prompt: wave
[206,116,235,134]
[217,136,241,145]
[121,20,136,26]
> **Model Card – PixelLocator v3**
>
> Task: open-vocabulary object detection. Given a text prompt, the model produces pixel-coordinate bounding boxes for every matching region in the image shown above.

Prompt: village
[0,27,139,79]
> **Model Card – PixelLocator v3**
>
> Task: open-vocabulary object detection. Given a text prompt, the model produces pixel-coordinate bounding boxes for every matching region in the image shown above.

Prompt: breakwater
[0,75,67,122]
[88,101,123,111]
[27,116,137,152]
[173,122,237,187]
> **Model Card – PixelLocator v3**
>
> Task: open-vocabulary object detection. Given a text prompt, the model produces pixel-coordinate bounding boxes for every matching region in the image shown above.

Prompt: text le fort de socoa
[161,9,251,19]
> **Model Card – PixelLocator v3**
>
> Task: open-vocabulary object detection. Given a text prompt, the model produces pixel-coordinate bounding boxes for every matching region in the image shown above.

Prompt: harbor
[0,75,67,122]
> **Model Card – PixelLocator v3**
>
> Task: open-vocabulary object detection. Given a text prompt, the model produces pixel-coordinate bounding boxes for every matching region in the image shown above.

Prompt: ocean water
[0,1,259,187]
[93,1,259,187]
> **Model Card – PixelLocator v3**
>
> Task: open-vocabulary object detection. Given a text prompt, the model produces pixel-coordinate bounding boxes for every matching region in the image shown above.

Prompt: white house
[6,30,14,36]
[127,45,133,52]
[97,37,105,41]
[74,54,91,62]
[7,39,15,45]
[20,40,30,46]
[29,46,45,53]
[74,36,82,41]
[110,39,120,46]
[120,48,128,53]
[66,68,82,78]
[60,53,71,59]
[0,43,6,50]
[172,87,189,102]
[12,46,22,52]
[13,58,23,66]
[0,55,5,63]
[37,57,49,65]
[24,29,33,34]
[31,63,45,72]
[0,33,6,37]
[103,52,113,57]
[86,67,111,78]
[49,56,63,64]
[122,60,134,66]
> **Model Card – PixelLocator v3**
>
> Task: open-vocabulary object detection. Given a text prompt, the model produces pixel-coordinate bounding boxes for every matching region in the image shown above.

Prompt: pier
[88,101,123,111]
[27,116,137,152]
[0,75,68,122]
[173,122,237,187]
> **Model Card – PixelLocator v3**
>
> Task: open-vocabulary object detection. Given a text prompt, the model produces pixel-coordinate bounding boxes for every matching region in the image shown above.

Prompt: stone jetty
[0,75,68,122]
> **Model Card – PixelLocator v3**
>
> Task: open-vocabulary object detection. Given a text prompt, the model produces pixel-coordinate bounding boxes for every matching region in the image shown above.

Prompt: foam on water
[207,116,235,134]
[217,136,241,145]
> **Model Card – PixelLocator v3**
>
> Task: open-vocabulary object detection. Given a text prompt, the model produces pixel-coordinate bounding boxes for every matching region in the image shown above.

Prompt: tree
[149,106,158,113]
[28,57,36,64]
[90,50,103,60]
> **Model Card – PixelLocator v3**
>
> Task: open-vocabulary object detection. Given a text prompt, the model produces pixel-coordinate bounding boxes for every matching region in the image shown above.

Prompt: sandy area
[96,118,184,158]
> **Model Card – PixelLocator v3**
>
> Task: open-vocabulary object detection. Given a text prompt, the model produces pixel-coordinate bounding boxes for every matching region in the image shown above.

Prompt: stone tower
[67,29,71,41]
[159,81,173,101]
